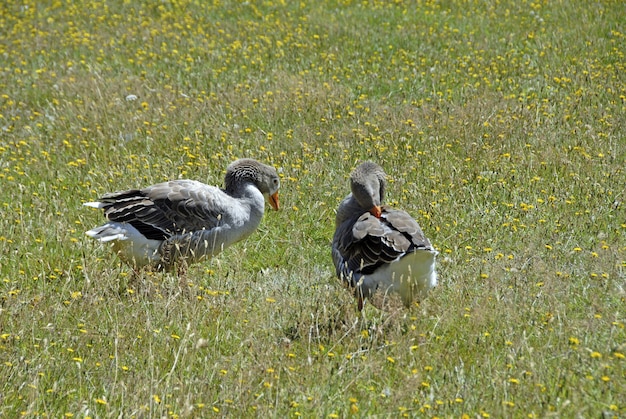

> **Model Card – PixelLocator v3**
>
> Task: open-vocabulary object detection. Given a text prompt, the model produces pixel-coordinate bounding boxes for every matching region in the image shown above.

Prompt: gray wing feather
[333,207,433,280]
[96,180,226,240]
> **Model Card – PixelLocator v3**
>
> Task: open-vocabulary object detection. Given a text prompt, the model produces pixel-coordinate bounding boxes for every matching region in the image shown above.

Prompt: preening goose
[84,158,280,271]
[332,161,437,310]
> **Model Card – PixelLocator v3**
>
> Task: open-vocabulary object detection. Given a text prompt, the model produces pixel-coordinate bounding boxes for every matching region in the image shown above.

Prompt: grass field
[1,0,625,417]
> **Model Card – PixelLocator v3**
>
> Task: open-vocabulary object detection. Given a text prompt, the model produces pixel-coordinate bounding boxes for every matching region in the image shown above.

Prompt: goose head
[225,158,280,210]
[350,161,386,218]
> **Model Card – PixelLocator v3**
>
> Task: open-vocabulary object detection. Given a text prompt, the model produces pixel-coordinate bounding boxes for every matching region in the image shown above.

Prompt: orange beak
[269,192,280,210]
[369,205,382,218]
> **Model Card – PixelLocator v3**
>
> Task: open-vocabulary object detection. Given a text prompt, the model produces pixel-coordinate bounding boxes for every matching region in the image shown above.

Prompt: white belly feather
[85,222,162,267]
[360,249,438,307]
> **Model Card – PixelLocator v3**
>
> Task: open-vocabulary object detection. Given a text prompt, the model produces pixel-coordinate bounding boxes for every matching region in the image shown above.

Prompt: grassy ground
[1,0,625,417]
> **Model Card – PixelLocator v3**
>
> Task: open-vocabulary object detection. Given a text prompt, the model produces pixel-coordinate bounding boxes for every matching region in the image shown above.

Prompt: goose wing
[333,207,433,277]
[95,180,227,241]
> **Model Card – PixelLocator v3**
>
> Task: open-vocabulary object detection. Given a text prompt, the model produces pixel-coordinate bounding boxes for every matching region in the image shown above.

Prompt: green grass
[1,0,625,417]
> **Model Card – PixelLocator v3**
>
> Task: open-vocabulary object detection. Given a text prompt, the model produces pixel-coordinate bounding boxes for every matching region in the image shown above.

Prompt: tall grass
[1,0,625,417]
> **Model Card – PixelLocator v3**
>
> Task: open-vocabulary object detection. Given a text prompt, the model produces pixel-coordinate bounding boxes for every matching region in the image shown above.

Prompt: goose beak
[369,205,382,218]
[269,192,280,210]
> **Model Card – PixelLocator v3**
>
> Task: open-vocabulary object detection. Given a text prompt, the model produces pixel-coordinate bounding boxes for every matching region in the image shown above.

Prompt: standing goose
[84,158,280,271]
[332,161,438,310]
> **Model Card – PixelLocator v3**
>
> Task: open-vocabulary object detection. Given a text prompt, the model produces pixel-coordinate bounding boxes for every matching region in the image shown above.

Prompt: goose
[332,161,438,310]
[84,158,280,272]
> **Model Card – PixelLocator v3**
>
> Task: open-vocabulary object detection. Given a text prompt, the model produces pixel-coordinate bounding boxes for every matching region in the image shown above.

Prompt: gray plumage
[85,158,280,271]
[332,161,438,310]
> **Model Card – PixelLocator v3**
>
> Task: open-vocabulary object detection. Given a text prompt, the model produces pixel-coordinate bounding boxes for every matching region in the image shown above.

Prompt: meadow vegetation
[1,0,625,417]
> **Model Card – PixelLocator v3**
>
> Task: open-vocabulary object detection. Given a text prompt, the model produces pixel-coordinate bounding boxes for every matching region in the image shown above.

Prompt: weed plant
[1,0,625,417]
